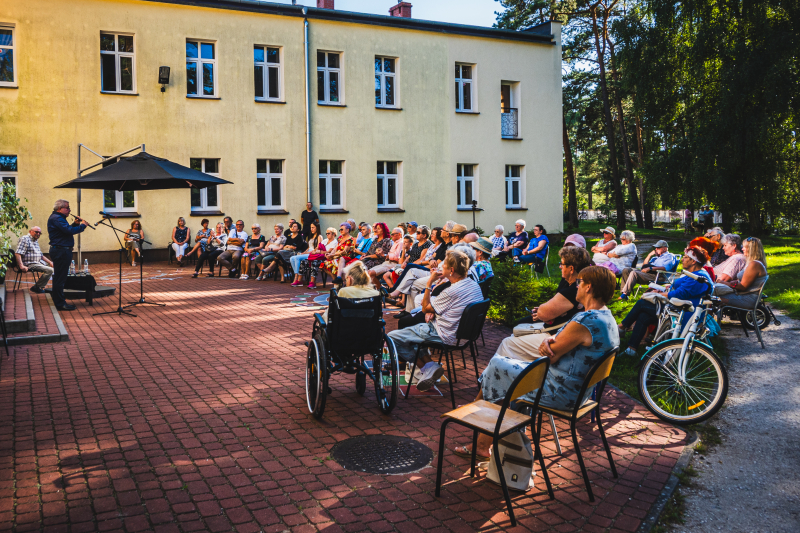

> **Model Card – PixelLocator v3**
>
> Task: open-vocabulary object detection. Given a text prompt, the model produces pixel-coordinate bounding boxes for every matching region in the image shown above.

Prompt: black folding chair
[405,298,491,408]
[11,262,40,292]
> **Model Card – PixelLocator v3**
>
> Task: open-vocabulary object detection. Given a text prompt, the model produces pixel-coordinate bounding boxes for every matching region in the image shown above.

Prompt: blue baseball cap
[408,221,418,227]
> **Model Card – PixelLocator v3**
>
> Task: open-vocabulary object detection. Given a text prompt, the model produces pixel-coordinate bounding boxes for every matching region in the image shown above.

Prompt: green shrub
[487,259,558,326]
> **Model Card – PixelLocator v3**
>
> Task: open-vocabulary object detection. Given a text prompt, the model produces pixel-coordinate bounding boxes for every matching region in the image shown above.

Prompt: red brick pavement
[0,263,688,532]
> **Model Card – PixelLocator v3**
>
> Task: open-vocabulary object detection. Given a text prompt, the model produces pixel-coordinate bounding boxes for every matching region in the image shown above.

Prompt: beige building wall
[0,0,562,256]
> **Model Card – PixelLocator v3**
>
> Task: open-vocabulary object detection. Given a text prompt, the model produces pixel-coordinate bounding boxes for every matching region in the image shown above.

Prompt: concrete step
[1,282,69,346]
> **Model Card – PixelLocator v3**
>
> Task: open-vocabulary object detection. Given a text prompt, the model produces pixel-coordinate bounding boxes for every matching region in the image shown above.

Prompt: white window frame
[456,164,477,209]
[505,165,525,208]
[100,32,136,94]
[375,56,397,108]
[455,63,475,112]
[186,39,217,98]
[0,155,17,195]
[377,161,401,209]
[256,159,285,210]
[254,45,282,102]
[0,24,17,87]
[104,190,137,213]
[319,160,344,209]
[317,51,343,105]
[190,158,220,211]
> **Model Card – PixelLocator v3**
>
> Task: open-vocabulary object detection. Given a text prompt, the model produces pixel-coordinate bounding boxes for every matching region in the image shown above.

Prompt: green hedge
[487,259,558,326]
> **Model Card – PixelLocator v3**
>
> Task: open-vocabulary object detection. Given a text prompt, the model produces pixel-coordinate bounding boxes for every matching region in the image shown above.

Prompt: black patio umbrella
[55,151,232,190]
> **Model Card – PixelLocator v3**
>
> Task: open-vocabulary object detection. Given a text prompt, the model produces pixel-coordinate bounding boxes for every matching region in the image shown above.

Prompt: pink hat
[564,234,586,249]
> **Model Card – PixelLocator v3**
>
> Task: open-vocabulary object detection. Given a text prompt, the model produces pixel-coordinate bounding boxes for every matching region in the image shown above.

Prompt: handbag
[308,243,327,262]
[487,431,536,492]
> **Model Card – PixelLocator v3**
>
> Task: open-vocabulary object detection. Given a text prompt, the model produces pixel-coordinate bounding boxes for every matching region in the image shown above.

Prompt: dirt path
[677,312,800,532]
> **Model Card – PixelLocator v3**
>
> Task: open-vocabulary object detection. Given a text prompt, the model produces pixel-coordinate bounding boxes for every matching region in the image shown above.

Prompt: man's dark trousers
[49,246,72,308]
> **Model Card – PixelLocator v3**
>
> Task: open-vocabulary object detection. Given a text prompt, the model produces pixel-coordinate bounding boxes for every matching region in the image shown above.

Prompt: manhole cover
[330,435,433,475]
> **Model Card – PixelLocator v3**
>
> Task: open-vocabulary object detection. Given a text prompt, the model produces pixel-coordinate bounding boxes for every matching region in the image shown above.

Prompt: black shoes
[394,311,410,319]
[56,303,77,311]
[30,286,45,294]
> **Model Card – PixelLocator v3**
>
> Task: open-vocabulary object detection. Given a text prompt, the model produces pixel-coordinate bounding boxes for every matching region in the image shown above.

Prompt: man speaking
[47,199,88,311]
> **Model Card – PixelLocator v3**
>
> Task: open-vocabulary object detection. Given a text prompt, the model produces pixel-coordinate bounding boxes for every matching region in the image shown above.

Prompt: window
[377,162,400,208]
[501,82,520,138]
[104,190,136,213]
[0,25,16,87]
[319,160,343,209]
[187,40,216,97]
[257,159,284,209]
[254,46,281,101]
[455,63,474,112]
[100,33,135,93]
[505,165,523,208]
[190,158,220,211]
[0,155,17,193]
[375,57,396,108]
[317,51,341,104]
[456,164,476,208]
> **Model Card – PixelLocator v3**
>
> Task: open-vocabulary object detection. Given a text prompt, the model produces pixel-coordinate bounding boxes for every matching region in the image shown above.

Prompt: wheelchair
[305,289,400,419]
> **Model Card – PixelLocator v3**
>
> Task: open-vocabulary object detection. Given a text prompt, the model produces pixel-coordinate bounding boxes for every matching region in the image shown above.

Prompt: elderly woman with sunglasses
[255,224,286,280]
[322,222,357,283]
[239,224,266,280]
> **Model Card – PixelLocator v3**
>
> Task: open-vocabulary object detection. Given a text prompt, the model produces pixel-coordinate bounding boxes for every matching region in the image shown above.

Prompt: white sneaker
[416,362,444,392]
[240,274,249,280]
[623,347,637,357]
[404,364,426,384]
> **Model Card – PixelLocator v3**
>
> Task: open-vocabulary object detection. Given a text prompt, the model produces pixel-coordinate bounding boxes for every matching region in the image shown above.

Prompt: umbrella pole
[77,146,81,265]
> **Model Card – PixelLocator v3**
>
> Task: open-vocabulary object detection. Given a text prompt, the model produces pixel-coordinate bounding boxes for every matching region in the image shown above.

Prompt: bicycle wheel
[373,334,399,414]
[638,339,728,424]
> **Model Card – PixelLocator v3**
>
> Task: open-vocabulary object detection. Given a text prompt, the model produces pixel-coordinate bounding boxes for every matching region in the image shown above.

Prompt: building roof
[143,0,556,44]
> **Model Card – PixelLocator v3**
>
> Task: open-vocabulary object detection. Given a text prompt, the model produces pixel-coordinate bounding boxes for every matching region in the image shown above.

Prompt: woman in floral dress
[322,222,357,281]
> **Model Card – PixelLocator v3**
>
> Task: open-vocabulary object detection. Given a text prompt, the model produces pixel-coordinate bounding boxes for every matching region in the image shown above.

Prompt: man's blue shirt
[47,212,85,247]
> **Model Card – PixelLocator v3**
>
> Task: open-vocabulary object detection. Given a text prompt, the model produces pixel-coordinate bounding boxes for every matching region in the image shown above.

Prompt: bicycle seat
[669,298,695,311]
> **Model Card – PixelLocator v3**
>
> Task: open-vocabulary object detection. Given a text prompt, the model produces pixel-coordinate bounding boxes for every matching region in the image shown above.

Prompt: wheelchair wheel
[356,369,367,396]
[306,333,329,419]
[373,334,400,415]
[738,304,771,330]
[638,339,728,424]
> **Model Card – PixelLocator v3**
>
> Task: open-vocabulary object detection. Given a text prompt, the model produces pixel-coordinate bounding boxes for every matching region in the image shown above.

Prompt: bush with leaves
[487,258,558,326]
[1,182,33,277]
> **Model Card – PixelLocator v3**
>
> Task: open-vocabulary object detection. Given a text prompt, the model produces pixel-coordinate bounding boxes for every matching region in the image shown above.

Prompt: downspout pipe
[303,10,311,203]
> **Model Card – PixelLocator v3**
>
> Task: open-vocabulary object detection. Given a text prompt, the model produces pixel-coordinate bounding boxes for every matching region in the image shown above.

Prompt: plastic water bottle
[69,260,76,275]
[83,259,89,274]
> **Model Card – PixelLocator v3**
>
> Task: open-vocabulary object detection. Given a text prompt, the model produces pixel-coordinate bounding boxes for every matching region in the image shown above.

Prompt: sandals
[452,445,490,461]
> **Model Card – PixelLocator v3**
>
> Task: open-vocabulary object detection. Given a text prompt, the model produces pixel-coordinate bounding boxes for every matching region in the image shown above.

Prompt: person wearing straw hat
[590,226,617,263]
[618,240,678,300]
[468,237,494,282]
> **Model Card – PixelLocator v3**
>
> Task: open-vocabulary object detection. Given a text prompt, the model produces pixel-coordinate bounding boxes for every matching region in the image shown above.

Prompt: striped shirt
[431,277,484,345]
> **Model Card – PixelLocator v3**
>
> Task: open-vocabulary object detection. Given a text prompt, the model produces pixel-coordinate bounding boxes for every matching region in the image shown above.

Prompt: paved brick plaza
[1,263,689,532]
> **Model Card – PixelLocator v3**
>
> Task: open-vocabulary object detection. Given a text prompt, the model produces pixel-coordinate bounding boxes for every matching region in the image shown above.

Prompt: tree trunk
[635,115,654,228]
[591,6,626,229]
[563,112,579,228]
[607,37,643,228]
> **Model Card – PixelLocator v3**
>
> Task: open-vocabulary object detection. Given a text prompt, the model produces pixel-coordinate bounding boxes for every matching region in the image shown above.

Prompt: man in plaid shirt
[15,227,54,294]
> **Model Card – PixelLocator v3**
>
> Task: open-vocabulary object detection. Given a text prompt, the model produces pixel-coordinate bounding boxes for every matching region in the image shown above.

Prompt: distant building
[0,0,563,259]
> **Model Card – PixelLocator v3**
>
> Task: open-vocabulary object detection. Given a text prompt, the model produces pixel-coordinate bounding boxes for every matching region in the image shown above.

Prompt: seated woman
[272,221,308,283]
[467,237,494,282]
[712,234,747,292]
[321,261,380,322]
[493,246,591,361]
[290,222,323,286]
[716,236,767,309]
[517,224,549,266]
[321,222,357,283]
[619,245,713,356]
[591,227,617,263]
[361,222,392,272]
[455,265,619,459]
[187,219,212,259]
[124,220,144,266]
[490,225,507,257]
[382,234,415,288]
[171,217,191,266]
[600,230,637,275]
[255,224,286,280]
[387,226,436,298]
[195,223,227,277]
[239,223,266,280]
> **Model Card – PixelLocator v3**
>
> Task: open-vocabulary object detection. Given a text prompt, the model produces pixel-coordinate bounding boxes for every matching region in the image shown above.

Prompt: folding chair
[405,298,491,408]
[530,245,550,279]
[718,275,769,349]
[435,357,554,527]
[633,255,682,298]
[520,347,619,502]
[10,262,40,292]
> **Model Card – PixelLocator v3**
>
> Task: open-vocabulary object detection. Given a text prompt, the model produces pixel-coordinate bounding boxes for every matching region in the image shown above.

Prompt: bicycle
[637,271,729,424]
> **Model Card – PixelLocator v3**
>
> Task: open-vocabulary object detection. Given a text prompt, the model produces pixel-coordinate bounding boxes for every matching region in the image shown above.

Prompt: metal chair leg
[595,408,618,478]
[531,421,554,499]
[469,342,480,383]
[444,350,456,409]
[470,430,478,477]
[480,330,485,347]
[405,345,422,400]
[571,423,594,501]
[435,419,451,497]
[548,414,562,455]
[493,438,517,526]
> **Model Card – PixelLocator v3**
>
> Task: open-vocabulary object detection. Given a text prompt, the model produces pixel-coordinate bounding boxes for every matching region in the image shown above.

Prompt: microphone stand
[124,233,165,309]
[93,216,136,318]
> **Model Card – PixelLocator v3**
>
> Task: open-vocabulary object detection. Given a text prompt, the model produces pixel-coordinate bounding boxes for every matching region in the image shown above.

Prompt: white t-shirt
[431,277,484,345]
[226,229,248,251]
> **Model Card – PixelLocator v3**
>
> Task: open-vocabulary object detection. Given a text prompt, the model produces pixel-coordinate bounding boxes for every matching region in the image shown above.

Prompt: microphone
[99,211,118,218]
